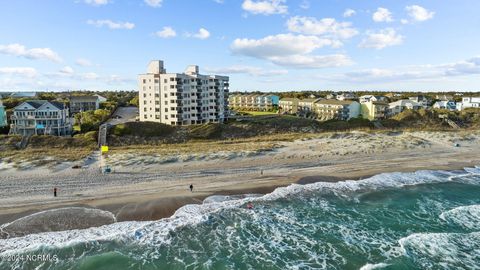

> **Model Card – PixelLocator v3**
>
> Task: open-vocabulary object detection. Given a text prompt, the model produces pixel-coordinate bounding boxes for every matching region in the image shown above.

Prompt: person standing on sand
[190,184,193,192]
[53,187,57,197]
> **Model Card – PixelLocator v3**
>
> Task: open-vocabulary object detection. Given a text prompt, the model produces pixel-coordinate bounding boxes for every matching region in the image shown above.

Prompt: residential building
[9,100,72,136]
[336,92,357,101]
[139,60,229,125]
[298,98,322,113]
[409,95,430,107]
[388,99,422,116]
[359,95,389,104]
[9,92,37,98]
[326,93,337,99]
[228,94,279,111]
[361,101,388,120]
[456,97,480,111]
[279,98,300,114]
[69,95,106,114]
[0,100,7,127]
[433,100,456,111]
[313,100,360,121]
[436,94,454,101]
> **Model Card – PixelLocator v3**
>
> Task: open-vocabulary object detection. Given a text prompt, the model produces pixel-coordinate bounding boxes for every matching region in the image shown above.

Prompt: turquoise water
[1,167,480,269]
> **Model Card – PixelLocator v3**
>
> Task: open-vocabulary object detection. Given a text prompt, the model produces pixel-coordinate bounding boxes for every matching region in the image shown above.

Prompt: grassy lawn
[239,111,278,116]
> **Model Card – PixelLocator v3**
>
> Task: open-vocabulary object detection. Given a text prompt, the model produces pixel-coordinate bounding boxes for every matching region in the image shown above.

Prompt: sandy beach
[1,130,480,234]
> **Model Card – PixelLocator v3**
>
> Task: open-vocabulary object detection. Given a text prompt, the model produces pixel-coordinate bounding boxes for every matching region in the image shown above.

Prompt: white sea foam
[398,231,480,269]
[1,166,479,258]
[439,204,480,230]
[359,262,390,270]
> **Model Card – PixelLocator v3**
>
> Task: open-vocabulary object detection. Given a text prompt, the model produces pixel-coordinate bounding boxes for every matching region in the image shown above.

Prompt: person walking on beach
[53,187,57,197]
[190,184,193,192]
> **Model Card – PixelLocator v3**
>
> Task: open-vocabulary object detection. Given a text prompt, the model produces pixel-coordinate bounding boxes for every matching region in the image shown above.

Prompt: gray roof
[70,95,100,102]
[17,100,65,110]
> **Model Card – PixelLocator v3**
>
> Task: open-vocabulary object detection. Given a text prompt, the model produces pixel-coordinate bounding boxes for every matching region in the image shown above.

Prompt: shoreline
[1,130,480,237]
[1,160,478,228]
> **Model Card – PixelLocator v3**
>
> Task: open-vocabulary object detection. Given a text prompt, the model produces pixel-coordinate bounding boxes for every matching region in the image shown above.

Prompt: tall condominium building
[139,60,229,125]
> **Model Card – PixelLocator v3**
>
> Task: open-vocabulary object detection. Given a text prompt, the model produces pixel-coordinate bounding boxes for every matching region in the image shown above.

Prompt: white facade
[10,100,72,136]
[359,95,389,104]
[433,100,456,111]
[457,97,480,111]
[388,99,422,116]
[139,60,229,125]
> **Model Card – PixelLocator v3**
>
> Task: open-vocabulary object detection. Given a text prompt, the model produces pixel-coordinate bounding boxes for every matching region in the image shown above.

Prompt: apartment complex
[0,100,7,127]
[298,98,322,113]
[279,98,300,114]
[228,94,279,111]
[361,101,388,120]
[139,61,229,125]
[69,95,107,114]
[314,100,360,121]
[9,100,72,136]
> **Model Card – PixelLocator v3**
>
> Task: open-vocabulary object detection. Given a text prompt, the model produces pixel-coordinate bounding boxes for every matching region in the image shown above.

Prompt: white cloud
[0,67,37,78]
[213,0,224,3]
[321,56,480,84]
[81,72,100,80]
[59,66,74,75]
[300,0,309,10]
[343,9,356,18]
[84,0,110,6]
[406,5,434,22]
[187,28,211,39]
[155,26,177,38]
[205,65,288,76]
[359,28,404,49]
[286,16,358,40]
[242,0,288,15]
[0,43,62,62]
[231,34,352,68]
[144,0,163,8]
[76,58,93,67]
[373,7,393,22]
[268,54,353,68]
[87,19,135,30]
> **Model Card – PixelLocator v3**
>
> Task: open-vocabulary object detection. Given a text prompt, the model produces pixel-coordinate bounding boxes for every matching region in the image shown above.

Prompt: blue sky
[0,0,479,92]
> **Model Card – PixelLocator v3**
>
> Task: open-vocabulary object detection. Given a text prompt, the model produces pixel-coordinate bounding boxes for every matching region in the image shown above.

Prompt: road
[106,106,138,126]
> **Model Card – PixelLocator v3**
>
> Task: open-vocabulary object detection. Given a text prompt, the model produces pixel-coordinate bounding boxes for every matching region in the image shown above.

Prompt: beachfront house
[256,94,279,111]
[388,99,422,116]
[336,92,357,101]
[409,95,430,108]
[361,101,388,120]
[69,95,106,114]
[10,100,72,136]
[359,95,389,104]
[433,100,457,111]
[228,94,279,111]
[313,100,360,121]
[0,100,7,127]
[279,98,299,114]
[456,97,480,111]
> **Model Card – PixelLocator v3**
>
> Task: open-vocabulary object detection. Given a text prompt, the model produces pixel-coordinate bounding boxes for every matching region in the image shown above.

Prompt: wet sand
[1,130,479,236]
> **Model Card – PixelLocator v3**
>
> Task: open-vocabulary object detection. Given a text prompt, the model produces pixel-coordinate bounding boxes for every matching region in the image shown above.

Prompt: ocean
[1,167,480,269]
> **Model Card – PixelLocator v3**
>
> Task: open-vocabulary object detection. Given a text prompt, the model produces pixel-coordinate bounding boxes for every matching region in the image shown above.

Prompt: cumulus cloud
[87,19,135,30]
[0,43,62,62]
[406,5,434,22]
[84,0,110,6]
[343,9,356,18]
[359,28,403,49]
[0,67,38,78]
[373,7,393,22]
[286,16,358,40]
[320,56,480,84]
[299,0,310,10]
[75,58,93,67]
[242,0,288,15]
[231,34,352,68]
[59,66,74,75]
[144,0,163,8]
[155,27,177,38]
[186,28,211,39]
[205,65,288,76]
